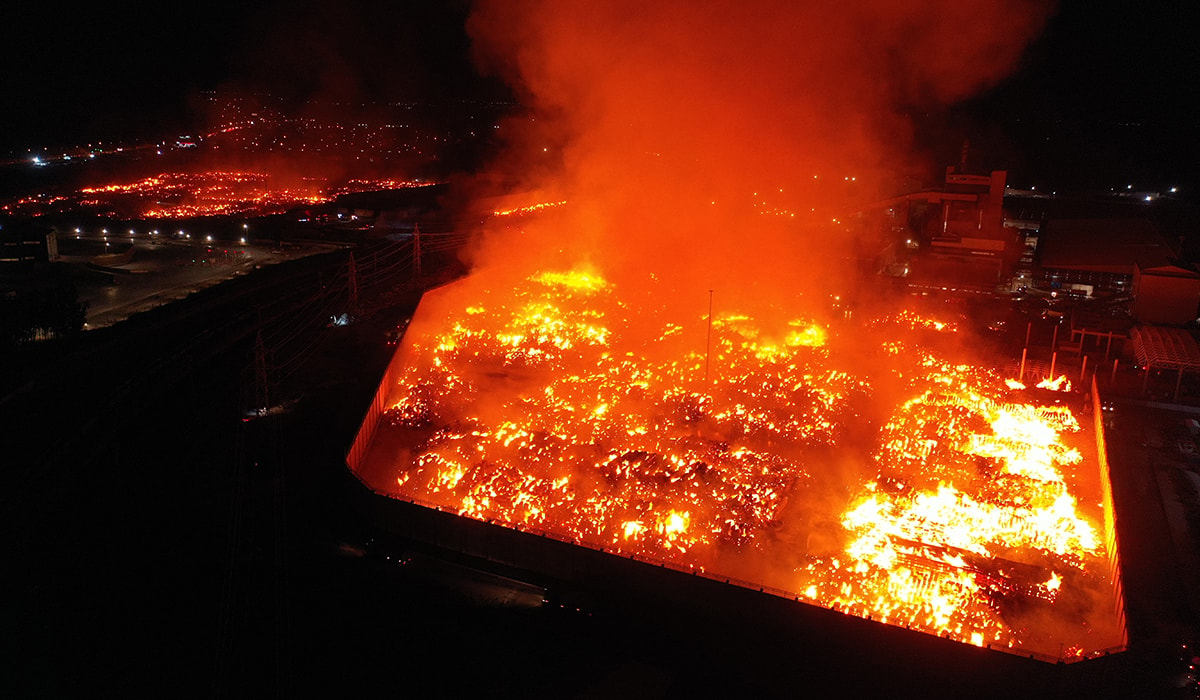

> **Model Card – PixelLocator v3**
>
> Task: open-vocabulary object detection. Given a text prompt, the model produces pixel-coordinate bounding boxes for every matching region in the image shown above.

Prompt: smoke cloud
[464,0,1050,310]
[369,2,1131,656]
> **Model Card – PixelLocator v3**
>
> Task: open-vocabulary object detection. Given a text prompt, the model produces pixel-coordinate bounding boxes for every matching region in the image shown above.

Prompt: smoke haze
[464,0,1051,309]
[353,1,1131,658]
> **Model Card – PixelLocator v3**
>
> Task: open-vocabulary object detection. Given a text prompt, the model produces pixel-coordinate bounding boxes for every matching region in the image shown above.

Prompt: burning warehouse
[348,266,1126,662]
[343,0,1125,680]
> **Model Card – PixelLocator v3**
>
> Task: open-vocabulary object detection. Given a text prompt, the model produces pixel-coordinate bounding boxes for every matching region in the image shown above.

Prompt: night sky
[2,0,1196,191]
[928,0,1200,191]
[0,1,492,150]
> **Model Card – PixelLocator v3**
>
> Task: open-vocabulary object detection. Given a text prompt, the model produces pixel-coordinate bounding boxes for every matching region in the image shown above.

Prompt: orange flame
[374,268,1116,656]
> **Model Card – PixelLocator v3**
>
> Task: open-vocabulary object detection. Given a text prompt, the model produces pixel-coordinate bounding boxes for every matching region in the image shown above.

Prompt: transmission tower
[347,251,359,315]
[254,328,270,411]
[412,223,422,278]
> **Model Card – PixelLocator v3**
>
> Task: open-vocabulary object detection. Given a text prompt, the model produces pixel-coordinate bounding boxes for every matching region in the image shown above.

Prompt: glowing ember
[869,309,959,334]
[1036,375,1073,392]
[366,268,1121,657]
[493,200,568,217]
[0,172,433,219]
[80,172,327,218]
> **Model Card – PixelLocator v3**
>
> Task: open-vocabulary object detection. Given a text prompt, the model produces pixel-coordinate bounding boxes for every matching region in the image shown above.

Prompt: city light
[1,171,433,220]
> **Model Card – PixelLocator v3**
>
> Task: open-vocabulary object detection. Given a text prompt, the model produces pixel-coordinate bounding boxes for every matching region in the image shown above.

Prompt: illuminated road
[58,235,336,328]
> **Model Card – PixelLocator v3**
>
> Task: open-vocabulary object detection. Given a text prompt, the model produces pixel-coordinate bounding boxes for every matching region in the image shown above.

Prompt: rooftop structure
[856,166,1013,291]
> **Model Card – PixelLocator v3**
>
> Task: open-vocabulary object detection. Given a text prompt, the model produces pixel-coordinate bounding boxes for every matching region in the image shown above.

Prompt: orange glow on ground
[1,172,430,218]
[359,268,1124,659]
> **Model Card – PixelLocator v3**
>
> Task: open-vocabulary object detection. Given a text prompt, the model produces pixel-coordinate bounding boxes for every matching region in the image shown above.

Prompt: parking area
[58,236,330,328]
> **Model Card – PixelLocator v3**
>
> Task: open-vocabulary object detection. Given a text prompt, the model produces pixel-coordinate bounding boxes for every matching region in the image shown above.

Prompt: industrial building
[856,165,1014,292]
[344,274,1129,680]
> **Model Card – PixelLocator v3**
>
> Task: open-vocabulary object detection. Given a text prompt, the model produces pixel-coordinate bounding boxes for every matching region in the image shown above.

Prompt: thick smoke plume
[368,1,1130,656]
[465,0,1049,310]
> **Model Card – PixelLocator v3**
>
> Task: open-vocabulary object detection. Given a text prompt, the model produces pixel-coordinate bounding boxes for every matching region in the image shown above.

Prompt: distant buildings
[1036,218,1167,296]
[1134,263,1200,325]
[0,221,83,347]
[857,166,1014,292]
[858,164,1200,326]
[1024,216,1200,325]
[0,221,58,277]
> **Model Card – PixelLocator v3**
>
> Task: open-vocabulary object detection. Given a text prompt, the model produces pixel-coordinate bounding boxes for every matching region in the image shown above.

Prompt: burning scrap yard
[1,171,428,219]
[14,0,1200,695]
[348,0,1125,665]
[353,265,1125,659]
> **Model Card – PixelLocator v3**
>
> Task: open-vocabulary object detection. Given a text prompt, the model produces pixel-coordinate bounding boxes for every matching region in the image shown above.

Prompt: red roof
[1039,219,1174,274]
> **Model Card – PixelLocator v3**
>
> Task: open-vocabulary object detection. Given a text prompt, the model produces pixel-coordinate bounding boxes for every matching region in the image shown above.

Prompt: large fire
[0,172,430,219]
[362,267,1122,658]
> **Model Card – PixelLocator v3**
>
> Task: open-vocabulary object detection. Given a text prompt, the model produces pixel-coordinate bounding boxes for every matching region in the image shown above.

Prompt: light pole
[704,289,714,386]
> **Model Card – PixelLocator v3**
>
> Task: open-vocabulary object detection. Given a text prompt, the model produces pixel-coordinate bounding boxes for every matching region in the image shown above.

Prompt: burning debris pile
[81,172,327,218]
[386,269,862,553]
[345,0,1120,660]
[365,268,1121,657]
[800,345,1107,655]
[0,172,429,219]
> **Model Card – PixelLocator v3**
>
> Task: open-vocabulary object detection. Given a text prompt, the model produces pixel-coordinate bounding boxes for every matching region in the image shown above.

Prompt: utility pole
[412,223,422,278]
[704,289,714,386]
[254,327,270,411]
[347,251,359,315]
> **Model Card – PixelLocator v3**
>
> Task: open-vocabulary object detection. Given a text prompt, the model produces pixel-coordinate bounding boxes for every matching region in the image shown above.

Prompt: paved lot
[1104,400,1200,646]
[59,235,331,328]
